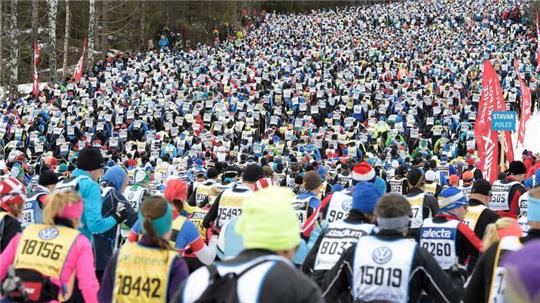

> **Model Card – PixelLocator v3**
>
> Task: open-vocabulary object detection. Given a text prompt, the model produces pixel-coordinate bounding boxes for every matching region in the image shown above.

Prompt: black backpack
[195,258,279,303]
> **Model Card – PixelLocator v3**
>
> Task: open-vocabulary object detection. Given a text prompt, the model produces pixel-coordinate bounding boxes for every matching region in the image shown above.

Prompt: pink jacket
[0,232,99,303]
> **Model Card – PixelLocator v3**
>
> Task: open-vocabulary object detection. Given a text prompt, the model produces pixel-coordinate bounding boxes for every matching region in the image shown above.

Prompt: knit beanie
[407,168,424,188]
[472,179,491,196]
[448,174,459,186]
[77,147,104,171]
[242,164,264,183]
[503,240,540,302]
[438,188,468,212]
[38,170,59,187]
[462,171,474,182]
[352,162,376,182]
[235,187,300,251]
[0,177,27,213]
[317,166,329,179]
[374,176,387,195]
[352,181,383,214]
[508,161,527,175]
[56,163,69,173]
[425,170,436,182]
[207,167,219,179]
[164,179,188,202]
[303,170,322,191]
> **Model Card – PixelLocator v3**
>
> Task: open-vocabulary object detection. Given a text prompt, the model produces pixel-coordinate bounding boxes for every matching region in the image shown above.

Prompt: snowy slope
[514,110,540,157]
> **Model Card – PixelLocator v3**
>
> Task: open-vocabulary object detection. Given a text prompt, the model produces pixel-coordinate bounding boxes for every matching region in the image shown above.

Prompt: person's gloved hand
[448,263,468,285]
[2,266,26,302]
[112,201,127,223]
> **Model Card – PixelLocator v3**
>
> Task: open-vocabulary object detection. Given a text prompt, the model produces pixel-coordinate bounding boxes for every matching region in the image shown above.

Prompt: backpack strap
[210,255,290,283]
[206,264,222,283]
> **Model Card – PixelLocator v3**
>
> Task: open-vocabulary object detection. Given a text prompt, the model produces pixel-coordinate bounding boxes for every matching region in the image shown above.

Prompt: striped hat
[0,177,27,213]
[438,187,468,212]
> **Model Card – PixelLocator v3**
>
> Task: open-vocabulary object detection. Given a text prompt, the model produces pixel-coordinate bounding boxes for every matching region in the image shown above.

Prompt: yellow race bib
[14,224,80,280]
[464,205,486,231]
[113,243,177,303]
[169,216,187,248]
[189,208,209,240]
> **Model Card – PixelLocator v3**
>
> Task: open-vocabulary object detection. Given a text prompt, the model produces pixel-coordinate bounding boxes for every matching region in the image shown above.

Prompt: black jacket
[0,212,21,253]
[175,249,324,303]
[93,186,138,271]
[405,188,439,238]
[464,229,540,303]
[468,199,500,240]
[301,211,372,285]
[322,230,464,303]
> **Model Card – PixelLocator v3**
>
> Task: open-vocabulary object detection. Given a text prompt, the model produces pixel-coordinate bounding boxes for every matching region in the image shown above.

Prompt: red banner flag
[73,36,88,82]
[503,131,514,163]
[537,13,540,66]
[474,61,501,183]
[515,61,532,146]
[32,42,40,97]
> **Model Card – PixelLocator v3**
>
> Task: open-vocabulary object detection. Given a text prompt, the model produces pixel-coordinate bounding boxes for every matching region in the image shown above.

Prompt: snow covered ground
[514,110,540,157]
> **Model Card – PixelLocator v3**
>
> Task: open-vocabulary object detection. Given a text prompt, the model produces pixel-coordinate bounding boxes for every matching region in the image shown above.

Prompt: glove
[2,266,26,302]
[112,202,127,224]
[448,263,468,285]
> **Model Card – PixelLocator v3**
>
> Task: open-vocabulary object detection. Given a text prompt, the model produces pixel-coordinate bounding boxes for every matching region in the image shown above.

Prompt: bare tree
[31,0,38,43]
[62,0,70,78]
[140,0,145,50]
[8,0,19,99]
[0,0,3,90]
[88,0,96,68]
[101,0,109,53]
[47,0,58,82]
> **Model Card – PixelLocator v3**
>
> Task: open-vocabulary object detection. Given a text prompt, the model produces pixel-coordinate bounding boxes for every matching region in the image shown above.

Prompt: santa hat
[352,162,375,182]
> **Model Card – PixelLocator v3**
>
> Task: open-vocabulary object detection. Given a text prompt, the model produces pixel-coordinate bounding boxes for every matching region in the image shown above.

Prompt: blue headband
[138,203,172,237]
[528,195,540,222]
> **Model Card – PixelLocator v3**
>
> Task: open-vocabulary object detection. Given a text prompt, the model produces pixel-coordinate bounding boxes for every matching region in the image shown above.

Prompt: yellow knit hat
[235,187,301,251]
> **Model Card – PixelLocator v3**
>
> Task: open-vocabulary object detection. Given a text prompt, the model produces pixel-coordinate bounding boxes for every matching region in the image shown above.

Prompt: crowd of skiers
[0,0,540,302]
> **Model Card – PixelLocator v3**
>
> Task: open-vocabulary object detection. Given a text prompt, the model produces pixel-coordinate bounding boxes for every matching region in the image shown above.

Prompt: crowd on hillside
[0,0,540,302]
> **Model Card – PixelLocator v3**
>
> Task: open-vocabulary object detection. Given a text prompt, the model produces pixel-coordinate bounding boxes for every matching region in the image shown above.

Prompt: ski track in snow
[514,110,540,157]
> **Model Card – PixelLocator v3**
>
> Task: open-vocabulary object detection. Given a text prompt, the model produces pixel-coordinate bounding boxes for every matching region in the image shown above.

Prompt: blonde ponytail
[43,192,83,227]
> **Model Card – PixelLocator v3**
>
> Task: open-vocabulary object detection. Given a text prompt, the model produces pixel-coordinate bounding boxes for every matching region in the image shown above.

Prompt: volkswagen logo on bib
[341,199,352,212]
[39,227,59,240]
[372,246,392,264]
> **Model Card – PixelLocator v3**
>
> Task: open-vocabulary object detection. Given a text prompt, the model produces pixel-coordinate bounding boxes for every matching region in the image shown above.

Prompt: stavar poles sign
[32,42,40,97]
[515,61,531,146]
[474,61,500,183]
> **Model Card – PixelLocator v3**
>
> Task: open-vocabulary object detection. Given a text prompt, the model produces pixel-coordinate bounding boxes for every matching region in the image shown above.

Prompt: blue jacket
[72,168,117,240]
[94,166,138,271]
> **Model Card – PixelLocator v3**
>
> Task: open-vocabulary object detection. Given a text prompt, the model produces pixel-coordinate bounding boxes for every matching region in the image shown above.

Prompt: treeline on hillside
[0,0,392,98]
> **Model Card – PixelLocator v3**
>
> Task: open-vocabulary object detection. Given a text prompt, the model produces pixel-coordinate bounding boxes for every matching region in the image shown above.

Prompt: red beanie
[448,174,460,186]
[164,179,188,202]
[352,162,375,182]
[49,157,58,168]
